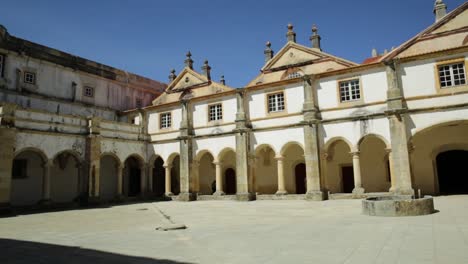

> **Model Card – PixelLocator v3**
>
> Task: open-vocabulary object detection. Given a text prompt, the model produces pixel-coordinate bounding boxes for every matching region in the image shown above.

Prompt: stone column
[234,89,254,201]
[164,165,173,196]
[41,159,53,202]
[351,151,365,194]
[385,60,413,195]
[140,164,147,196]
[386,149,396,192]
[301,76,323,200]
[117,164,124,197]
[0,103,17,211]
[86,117,101,202]
[213,161,224,195]
[248,155,257,193]
[275,156,287,195]
[148,164,154,193]
[178,100,196,201]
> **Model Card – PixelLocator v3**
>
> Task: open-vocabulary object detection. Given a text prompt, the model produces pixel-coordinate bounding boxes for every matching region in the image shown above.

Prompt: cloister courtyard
[1,196,468,264]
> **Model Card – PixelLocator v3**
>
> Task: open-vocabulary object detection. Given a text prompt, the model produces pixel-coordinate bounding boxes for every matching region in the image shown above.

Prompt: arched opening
[51,151,81,203]
[124,156,142,197]
[100,154,119,202]
[295,163,306,194]
[254,145,277,194]
[411,121,468,195]
[11,149,46,206]
[358,135,390,192]
[436,150,468,194]
[153,156,165,196]
[225,168,236,194]
[197,151,216,195]
[281,143,305,194]
[170,156,181,195]
[324,139,353,193]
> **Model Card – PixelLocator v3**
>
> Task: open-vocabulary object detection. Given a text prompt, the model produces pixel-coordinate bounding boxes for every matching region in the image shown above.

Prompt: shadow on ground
[0,239,192,264]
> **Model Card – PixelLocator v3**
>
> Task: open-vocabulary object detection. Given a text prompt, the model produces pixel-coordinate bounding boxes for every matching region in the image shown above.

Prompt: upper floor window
[0,54,4,77]
[209,103,223,121]
[24,71,36,85]
[287,71,302,79]
[136,98,143,108]
[160,112,172,129]
[438,62,466,88]
[83,86,94,98]
[339,79,361,102]
[267,92,285,113]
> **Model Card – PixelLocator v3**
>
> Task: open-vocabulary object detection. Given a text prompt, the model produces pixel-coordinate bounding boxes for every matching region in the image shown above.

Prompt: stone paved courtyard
[1,196,468,264]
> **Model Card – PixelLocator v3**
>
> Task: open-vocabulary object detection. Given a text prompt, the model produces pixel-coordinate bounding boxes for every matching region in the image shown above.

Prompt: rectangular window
[12,159,27,179]
[83,86,94,97]
[267,92,285,113]
[136,98,143,108]
[209,103,223,121]
[339,79,361,102]
[438,63,466,88]
[160,112,172,129]
[0,54,4,77]
[24,71,36,84]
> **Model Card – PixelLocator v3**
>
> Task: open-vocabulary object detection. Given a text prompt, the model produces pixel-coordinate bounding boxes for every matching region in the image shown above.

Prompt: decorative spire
[309,24,322,50]
[168,69,177,82]
[286,23,296,43]
[264,41,274,62]
[434,0,447,22]
[184,51,193,69]
[220,75,225,85]
[201,59,211,80]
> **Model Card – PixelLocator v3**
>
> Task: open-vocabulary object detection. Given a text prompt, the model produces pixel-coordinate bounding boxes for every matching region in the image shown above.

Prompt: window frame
[336,76,364,107]
[265,91,286,115]
[434,58,468,95]
[208,103,223,122]
[83,86,95,98]
[159,112,172,130]
[24,71,36,85]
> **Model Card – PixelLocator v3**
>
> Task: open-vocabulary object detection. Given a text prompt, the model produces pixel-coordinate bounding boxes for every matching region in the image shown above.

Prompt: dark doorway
[171,156,180,195]
[295,163,306,194]
[153,157,165,196]
[436,150,468,194]
[341,166,354,193]
[128,168,141,197]
[225,168,236,195]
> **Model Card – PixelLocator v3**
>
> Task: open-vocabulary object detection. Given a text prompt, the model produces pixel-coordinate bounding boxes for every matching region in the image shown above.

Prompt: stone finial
[286,23,296,43]
[220,75,225,85]
[310,24,321,50]
[168,69,177,82]
[371,48,378,58]
[201,59,211,80]
[434,0,447,22]
[184,51,193,69]
[264,41,274,62]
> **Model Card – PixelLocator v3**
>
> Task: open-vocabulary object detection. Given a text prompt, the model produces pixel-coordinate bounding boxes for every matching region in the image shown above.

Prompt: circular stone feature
[362,195,435,217]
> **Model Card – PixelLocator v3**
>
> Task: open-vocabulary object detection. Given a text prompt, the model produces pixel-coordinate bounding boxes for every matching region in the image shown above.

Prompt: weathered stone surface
[362,195,435,217]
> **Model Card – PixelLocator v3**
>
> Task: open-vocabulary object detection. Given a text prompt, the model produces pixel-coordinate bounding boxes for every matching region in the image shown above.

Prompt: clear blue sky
[2,0,465,87]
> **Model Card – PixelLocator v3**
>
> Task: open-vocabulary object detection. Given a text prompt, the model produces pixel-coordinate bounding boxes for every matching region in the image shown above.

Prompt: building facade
[1,1,467,208]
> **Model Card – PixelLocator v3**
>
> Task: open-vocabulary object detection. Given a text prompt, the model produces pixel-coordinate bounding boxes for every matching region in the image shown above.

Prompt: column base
[178,192,197,202]
[275,190,288,195]
[305,191,324,201]
[352,187,365,194]
[164,192,174,197]
[213,191,225,196]
[236,192,256,201]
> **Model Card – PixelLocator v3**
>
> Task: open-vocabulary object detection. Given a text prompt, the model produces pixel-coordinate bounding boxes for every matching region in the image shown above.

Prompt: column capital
[163,164,173,169]
[42,159,54,168]
[385,148,392,154]
[274,155,284,161]
[212,160,222,166]
[350,151,360,157]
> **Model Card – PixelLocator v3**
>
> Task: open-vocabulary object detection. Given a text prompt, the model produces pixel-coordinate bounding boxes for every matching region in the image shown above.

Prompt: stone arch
[357,134,390,192]
[51,150,82,203]
[324,138,353,193]
[11,147,48,206]
[324,137,354,153]
[280,142,305,194]
[254,144,277,194]
[410,120,468,195]
[152,155,166,196]
[217,148,236,195]
[166,152,180,166]
[100,153,121,202]
[357,133,390,151]
[279,141,304,156]
[164,153,181,195]
[123,154,145,197]
[409,119,468,143]
[196,150,216,195]
[217,147,236,162]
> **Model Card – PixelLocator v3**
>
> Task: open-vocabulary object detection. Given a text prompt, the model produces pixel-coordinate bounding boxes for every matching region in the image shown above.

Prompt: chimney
[286,23,296,43]
[434,0,447,22]
[220,75,225,85]
[264,41,274,62]
[168,69,177,82]
[371,48,378,58]
[201,60,211,80]
[310,25,321,50]
[184,51,193,69]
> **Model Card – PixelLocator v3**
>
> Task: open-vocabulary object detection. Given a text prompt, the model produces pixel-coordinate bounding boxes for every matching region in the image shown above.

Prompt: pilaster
[178,100,196,201]
[0,103,17,211]
[86,116,101,203]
